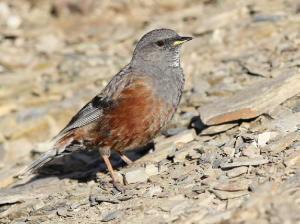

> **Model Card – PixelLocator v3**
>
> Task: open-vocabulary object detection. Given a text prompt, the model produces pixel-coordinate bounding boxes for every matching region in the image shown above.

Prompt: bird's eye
[157,41,164,46]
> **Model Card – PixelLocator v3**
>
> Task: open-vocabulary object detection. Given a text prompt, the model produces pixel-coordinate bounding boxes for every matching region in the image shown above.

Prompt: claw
[113,180,140,193]
[99,180,114,188]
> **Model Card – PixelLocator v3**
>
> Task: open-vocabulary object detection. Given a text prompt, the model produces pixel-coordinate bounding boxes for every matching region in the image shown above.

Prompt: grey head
[131,29,193,68]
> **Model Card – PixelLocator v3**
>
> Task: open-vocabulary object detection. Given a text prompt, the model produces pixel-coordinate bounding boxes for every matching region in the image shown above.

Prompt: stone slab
[199,71,300,125]
[0,177,60,205]
[261,131,300,153]
[220,159,269,168]
[201,123,238,135]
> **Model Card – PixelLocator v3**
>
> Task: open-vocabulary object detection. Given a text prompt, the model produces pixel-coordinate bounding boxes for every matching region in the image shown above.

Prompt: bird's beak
[173,36,193,46]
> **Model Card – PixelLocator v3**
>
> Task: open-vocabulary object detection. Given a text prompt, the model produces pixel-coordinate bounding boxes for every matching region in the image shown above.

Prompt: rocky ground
[1,0,300,223]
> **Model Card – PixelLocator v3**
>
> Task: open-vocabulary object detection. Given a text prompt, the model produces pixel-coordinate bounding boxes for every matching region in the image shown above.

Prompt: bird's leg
[102,155,119,183]
[101,154,139,193]
[114,150,161,171]
[114,150,134,166]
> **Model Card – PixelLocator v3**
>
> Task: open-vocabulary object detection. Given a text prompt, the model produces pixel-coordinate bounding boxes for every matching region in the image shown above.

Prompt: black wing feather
[52,64,132,140]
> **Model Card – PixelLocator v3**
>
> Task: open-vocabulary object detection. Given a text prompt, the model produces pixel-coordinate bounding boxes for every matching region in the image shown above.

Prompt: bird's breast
[90,77,179,151]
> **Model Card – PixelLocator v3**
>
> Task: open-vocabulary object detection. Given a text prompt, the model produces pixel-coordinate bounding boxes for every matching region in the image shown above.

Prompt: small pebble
[101,210,121,222]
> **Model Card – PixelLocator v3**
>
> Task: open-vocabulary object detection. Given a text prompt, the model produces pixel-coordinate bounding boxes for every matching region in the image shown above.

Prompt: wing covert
[52,65,135,140]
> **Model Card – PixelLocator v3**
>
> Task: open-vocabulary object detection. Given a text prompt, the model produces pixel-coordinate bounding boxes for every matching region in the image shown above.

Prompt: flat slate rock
[200,123,238,135]
[267,113,300,132]
[213,189,250,199]
[261,131,300,153]
[136,129,196,163]
[101,210,121,222]
[212,179,250,191]
[198,71,300,125]
[0,177,60,205]
[220,159,269,168]
[0,164,27,188]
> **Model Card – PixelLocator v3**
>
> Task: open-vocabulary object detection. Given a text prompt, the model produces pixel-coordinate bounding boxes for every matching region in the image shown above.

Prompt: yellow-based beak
[173,36,193,46]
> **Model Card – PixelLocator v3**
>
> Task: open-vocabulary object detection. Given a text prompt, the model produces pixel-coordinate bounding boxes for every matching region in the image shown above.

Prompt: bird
[20,29,193,192]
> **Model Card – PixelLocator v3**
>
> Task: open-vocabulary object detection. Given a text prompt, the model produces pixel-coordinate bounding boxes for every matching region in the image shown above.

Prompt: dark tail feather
[20,135,85,176]
[20,149,58,176]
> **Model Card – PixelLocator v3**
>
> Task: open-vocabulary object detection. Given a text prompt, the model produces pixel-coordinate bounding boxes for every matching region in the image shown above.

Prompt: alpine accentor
[21,29,193,192]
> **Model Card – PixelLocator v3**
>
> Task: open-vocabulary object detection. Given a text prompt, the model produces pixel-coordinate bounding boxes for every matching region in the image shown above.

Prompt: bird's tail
[20,132,86,176]
[20,149,58,176]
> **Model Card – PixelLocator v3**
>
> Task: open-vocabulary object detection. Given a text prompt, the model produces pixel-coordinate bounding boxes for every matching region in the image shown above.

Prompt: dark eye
[157,40,164,46]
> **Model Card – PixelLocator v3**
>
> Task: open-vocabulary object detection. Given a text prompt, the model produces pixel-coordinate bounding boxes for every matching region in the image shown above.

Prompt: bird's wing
[52,64,136,140]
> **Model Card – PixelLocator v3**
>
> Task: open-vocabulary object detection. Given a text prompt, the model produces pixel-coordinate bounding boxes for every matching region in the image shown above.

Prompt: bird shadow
[12,142,155,189]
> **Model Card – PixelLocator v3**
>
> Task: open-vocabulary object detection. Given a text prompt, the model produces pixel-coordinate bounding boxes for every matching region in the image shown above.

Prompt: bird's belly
[91,89,176,151]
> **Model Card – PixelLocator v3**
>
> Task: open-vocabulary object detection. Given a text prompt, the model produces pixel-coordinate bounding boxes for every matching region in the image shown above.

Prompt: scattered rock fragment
[227,197,245,209]
[261,131,300,153]
[223,147,235,158]
[95,195,121,204]
[227,166,248,178]
[144,164,159,176]
[213,189,250,200]
[201,123,238,135]
[136,129,196,163]
[242,63,269,77]
[170,165,196,180]
[163,127,188,137]
[170,141,201,163]
[241,144,260,158]
[192,185,209,194]
[144,186,162,198]
[57,208,73,217]
[120,167,147,185]
[268,113,300,132]
[155,129,196,150]
[284,149,300,167]
[101,210,121,222]
[199,150,218,165]
[258,132,272,148]
[252,14,284,22]
[212,179,250,191]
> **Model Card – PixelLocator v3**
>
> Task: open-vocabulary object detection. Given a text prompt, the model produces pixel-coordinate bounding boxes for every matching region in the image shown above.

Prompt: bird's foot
[99,180,140,194]
[128,160,161,171]
[113,180,140,193]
